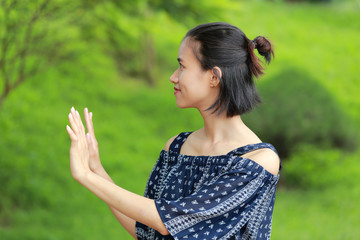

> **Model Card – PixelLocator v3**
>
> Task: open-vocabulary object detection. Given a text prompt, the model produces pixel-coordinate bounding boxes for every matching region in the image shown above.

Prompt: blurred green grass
[1,1,360,239]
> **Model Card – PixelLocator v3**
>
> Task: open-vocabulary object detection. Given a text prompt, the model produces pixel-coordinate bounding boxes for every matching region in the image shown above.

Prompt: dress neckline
[169,131,279,158]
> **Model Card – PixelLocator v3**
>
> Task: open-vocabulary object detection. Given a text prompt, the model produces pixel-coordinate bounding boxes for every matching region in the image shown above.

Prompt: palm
[66,107,103,178]
[66,107,91,180]
[83,108,102,171]
[88,136,101,171]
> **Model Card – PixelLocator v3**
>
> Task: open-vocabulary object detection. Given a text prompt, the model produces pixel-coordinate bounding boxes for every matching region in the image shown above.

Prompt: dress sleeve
[154,166,277,239]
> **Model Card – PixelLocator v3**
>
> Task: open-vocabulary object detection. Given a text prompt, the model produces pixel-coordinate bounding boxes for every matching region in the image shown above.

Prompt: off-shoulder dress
[136,132,281,240]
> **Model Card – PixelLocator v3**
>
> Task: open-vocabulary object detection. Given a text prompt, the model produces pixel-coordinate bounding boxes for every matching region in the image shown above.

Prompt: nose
[170,68,179,84]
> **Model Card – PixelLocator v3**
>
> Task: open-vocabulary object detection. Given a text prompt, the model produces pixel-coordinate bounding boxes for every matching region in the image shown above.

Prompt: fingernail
[85,107,88,112]
[71,106,75,111]
[68,113,72,118]
[76,110,80,116]
[86,133,90,140]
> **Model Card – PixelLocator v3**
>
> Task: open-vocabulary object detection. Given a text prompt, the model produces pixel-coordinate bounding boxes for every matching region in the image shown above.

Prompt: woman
[66,22,281,240]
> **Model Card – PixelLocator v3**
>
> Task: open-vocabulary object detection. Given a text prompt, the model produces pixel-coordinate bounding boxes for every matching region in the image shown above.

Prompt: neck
[198,108,247,143]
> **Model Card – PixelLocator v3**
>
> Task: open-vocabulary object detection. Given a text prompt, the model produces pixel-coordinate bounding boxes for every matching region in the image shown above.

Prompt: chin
[175,101,190,109]
[176,103,188,109]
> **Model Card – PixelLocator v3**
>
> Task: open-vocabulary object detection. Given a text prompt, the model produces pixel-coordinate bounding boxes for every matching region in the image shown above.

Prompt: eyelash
[179,63,184,70]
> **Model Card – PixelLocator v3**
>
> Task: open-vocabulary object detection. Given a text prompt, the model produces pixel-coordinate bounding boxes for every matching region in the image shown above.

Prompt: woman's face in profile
[169,38,217,111]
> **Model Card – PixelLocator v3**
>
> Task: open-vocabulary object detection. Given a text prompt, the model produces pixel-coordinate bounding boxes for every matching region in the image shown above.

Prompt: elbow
[158,228,169,236]
[156,223,169,236]
[150,200,170,235]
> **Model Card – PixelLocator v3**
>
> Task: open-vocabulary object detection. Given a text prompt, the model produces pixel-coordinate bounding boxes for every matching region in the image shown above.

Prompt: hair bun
[252,39,258,49]
[252,36,274,64]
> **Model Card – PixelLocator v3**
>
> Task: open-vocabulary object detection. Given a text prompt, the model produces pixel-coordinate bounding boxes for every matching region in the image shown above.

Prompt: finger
[89,112,98,147]
[71,107,85,135]
[86,133,94,151]
[84,108,93,137]
[66,125,78,141]
[89,112,95,135]
[76,109,86,133]
[87,110,97,140]
[68,112,79,134]
[86,132,99,161]
[86,132,96,153]
[70,107,81,131]
[86,132,91,142]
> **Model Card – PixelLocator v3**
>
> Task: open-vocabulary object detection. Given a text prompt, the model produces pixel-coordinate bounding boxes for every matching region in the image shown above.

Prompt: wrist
[89,157,103,171]
[74,169,93,185]
[90,163,106,175]
[90,164,114,183]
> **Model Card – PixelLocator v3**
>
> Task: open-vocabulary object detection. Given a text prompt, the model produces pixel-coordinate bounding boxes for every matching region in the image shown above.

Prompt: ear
[209,67,222,88]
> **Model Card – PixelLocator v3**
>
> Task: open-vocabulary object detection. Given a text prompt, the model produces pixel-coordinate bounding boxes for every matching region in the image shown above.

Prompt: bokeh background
[1,0,359,239]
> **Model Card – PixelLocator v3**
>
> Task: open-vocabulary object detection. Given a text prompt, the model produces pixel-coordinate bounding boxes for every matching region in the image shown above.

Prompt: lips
[174,87,180,95]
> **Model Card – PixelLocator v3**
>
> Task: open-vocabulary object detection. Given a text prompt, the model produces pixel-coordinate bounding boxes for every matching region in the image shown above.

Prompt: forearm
[108,206,138,239]
[92,165,138,239]
[80,171,169,236]
[92,164,114,183]
[66,107,166,237]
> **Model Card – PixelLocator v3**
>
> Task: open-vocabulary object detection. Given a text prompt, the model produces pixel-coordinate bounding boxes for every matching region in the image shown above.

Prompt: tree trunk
[142,33,156,87]
[0,87,10,110]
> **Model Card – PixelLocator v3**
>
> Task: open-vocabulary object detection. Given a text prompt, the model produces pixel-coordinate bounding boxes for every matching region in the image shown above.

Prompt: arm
[91,164,138,239]
[81,170,169,235]
[83,108,138,238]
[66,107,169,236]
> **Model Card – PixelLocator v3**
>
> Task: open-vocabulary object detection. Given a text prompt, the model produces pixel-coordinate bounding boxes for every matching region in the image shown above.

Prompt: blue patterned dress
[136,132,281,240]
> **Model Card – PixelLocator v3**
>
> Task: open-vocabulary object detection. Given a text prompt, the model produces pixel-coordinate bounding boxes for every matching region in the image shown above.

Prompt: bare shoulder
[243,148,280,176]
[163,135,178,151]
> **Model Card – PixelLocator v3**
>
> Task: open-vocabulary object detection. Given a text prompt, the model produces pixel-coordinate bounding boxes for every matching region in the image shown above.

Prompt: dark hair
[185,22,274,117]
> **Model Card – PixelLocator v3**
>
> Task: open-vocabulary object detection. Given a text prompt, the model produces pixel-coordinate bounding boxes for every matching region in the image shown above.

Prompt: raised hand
[83,108,103,172]
[65,108,167,237]
[66,107,91,182]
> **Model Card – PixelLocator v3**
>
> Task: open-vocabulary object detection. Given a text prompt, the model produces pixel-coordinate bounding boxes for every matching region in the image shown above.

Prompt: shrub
[282,144,350,189]
[243,68,359,158]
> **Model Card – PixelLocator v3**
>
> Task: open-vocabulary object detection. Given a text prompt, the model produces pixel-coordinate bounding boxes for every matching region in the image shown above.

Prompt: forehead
[178,38,199,64]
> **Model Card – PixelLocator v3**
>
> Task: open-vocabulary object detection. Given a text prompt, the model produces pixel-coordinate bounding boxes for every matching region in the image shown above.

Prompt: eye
[179,63,184,70]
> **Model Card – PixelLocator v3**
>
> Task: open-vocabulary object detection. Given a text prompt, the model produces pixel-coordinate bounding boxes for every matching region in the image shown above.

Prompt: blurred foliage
[282,144,342,189]
[282,144,360,189]
[0,0,83,108]
[286,0,332,2]
[0,0,359,239]
[244,68,359,158]
[76,0,232,85]
[0,0,232,104]
[270,0,346,3]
